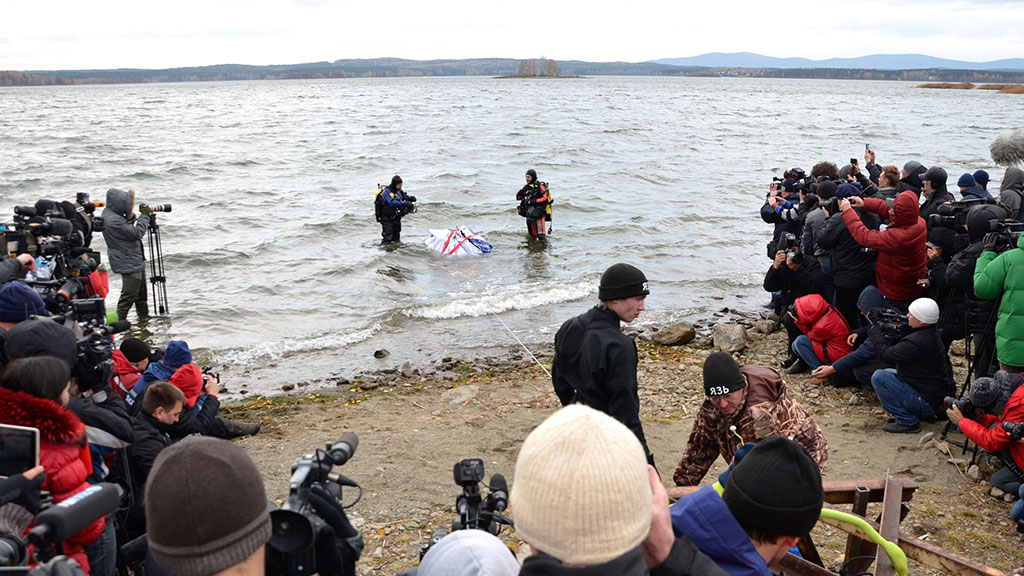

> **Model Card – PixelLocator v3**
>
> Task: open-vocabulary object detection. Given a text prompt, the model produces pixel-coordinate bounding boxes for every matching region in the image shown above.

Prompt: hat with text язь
[510,404,651,565]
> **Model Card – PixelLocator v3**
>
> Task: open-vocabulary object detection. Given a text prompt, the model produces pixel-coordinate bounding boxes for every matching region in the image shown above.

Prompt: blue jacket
[126,361,176,412]
[960,186,992,201]
[670,486,773,576]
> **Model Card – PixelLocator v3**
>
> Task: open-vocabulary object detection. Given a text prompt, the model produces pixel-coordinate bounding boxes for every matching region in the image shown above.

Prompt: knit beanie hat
[974,170,990,188]
[120,337,152,363]
[3,318,78,370]
[510,404,651,565]
[598,263,649,301]
[722,436,823,537]
[908,298,940,325]
[958,173,976,188]
[703,351,746,396]
[815,180,837,200]
[856,286,886,316]
[170,364,204,409]
[162,340,193,369]
[419,530,519,576]
[0,282,46,323]
[970,371,1024,415]
[835,183,862,199]
[146,437,272,576]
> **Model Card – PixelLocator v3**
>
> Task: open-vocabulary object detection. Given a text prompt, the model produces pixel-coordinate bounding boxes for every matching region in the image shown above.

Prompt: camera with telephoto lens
[416,458,513,561]
[866,307,911,340]
[776,232,799,254]
[1003,421,1024,442]
[138,203,172,214]
[926,198,997,233]
[943,396,977,419]
[266,434,364,576]
[72,315,131,393]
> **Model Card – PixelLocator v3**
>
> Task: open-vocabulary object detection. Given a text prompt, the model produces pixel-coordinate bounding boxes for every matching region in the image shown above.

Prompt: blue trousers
[870,368,935,426]
[792,335,823,370]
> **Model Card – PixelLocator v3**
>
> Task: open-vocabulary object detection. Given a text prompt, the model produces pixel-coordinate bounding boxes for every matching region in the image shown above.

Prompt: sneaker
[1017,521,1024,534]
[781,355,799,369]
[882,421,921,434]
[785,358,809,375]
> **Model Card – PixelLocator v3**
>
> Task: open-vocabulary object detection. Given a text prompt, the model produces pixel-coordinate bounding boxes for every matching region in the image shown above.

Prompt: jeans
[871,368,936,426]
[792,335,823,370]
[819,256,835,305]
[992,466,1022,497]
[1011,484,1024,522]
[84,516,117,576]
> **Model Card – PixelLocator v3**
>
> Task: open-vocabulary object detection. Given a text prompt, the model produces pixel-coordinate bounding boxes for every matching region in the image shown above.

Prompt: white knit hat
[908,297,940,325]
[510,404,652,565]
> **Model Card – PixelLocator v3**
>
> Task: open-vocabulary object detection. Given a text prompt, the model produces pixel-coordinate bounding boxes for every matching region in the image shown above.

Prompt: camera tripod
[148,216,169,315]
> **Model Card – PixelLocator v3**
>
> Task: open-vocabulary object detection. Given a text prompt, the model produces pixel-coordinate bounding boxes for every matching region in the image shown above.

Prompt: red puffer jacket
[794,293,853,364]
[841,191,927,302]
[958,385,1024,474]
[109,349,143,401]
[0,388,104,573]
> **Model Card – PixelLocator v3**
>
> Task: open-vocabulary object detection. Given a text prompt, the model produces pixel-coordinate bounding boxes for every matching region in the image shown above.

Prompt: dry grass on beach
[224,325,1024,575]
[917,82,976,89]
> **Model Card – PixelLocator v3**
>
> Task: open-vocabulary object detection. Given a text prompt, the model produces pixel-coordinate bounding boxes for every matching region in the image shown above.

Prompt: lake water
[1,76,1019,395]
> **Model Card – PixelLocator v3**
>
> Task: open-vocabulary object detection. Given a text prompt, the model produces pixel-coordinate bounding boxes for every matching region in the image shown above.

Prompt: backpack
[538,182,553,222]
[374,185,384,222]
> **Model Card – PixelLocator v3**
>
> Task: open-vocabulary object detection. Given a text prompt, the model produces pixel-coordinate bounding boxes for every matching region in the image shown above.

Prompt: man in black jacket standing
[552,263,655,466]
[868,298,955,433]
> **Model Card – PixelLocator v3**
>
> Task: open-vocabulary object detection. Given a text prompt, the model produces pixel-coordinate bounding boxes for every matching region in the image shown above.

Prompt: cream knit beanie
[510,404,652,565]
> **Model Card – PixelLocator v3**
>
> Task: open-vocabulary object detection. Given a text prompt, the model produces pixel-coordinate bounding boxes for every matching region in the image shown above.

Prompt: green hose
[710,482,908,576]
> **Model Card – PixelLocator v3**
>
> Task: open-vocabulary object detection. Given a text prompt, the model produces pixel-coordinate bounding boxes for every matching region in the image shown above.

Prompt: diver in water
[516,169,551,245]
[375,175,416,245]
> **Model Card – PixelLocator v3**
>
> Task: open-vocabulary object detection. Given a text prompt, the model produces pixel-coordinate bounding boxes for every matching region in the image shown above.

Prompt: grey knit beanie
[510,404,651,565]
[146,437,272,576]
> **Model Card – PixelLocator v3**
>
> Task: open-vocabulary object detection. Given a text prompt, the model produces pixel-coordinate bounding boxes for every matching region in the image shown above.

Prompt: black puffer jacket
[763,253,823,312]
[867,324,955,413]
[818,209,879,289]
[519,542,728,576]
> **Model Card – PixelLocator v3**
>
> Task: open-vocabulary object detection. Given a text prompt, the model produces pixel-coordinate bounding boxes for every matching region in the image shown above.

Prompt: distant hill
[652,52,1024,71]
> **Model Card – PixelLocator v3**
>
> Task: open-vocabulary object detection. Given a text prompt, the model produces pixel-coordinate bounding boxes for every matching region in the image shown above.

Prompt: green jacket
[974,234,1024,366]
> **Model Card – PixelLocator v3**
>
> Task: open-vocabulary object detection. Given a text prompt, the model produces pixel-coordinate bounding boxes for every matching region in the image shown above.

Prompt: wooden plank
[777,552,837,576]
[666,478,918,504]
[843,486,873,576]
[797,534,824,567]
[874,477,903,576]
[818,506,1005,576]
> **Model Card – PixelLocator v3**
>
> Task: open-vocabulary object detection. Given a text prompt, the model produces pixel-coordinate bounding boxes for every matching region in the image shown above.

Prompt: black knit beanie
[598,263,649,301]
[120,337,152,363]
[722,436,823,537]
[4,318,78,370]
[702,351,746,396]
[146,437,272,576]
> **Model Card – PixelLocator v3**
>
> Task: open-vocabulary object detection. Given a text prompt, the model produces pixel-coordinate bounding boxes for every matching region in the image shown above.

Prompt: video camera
[0,480,119,574]
[985,219,1024,254]
[72,318,131,393]
[267,434,364,576]
[866,307,911,340]
[417,458,512,561]
[926,198,997,233]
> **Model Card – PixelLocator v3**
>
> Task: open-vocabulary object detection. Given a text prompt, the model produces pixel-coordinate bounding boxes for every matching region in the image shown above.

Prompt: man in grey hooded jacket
[102,188,151,320]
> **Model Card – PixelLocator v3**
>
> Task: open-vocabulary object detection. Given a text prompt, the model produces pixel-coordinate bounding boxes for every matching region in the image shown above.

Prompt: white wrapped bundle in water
[423,226,494,256]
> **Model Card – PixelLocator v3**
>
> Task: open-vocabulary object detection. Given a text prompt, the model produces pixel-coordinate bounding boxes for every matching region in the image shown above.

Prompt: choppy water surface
[1,77,1018,394]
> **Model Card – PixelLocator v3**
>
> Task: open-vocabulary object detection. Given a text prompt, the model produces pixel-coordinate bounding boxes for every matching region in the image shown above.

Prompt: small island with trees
[498,58,579,78]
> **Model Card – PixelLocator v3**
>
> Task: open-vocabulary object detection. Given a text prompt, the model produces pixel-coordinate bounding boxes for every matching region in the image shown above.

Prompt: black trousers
[381,218,402,244]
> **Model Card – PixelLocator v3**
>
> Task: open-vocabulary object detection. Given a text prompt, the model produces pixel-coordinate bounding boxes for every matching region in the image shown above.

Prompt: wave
[409,277,595,320]
[217,323,381,365]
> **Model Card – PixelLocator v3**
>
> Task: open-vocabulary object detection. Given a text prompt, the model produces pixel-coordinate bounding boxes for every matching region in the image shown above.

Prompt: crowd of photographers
[759,150,1024,533]
[0,189,260,576]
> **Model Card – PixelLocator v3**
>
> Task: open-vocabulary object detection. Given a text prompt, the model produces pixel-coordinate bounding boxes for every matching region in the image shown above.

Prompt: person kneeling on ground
[511,404,727,576]
[672,351,828,486]
[670,436,824,576]
[789,293,852,385]
[946,371,1024,502]
[868,298,955,434]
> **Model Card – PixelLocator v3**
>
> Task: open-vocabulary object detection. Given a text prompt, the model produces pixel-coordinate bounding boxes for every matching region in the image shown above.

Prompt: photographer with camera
[100,189,149,322]
[512,405,727,576]
[997,167,1024,222]
[763,233,823,373]
[867,297,955,434]
[818,184,880,329]
[374,175,416,245]
[760,170,805,260]
[919,167,955,223]
[946,371,1024,505]
[974,222,1024,373]
[0,356,107,574]
[788,293,852,385]
[840,190,927,313]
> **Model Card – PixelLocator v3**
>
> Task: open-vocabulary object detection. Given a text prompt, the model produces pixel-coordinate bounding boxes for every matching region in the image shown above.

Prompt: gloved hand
[717,442,757,487]
[139,204,153,216]
[308,484,363,576]
[982,232,1002,253]
[402,202,416,213]
[0,469,46,513]
[406,195,416,203]
[27,557,87,576]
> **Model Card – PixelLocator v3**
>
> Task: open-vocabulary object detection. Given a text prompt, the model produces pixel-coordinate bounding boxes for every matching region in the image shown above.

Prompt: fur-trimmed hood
[0,388,85,445]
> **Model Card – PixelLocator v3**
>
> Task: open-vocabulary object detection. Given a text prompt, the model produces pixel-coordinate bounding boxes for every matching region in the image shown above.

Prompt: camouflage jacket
[672,365,829,486]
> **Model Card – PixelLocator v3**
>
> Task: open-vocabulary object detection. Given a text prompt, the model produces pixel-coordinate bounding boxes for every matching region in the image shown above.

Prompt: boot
[780,355,799,369]
[223,419,261,439]
[785,358,809,374]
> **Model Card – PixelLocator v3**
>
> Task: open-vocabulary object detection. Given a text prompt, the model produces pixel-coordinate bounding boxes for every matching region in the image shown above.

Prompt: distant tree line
[2,59,1022,86]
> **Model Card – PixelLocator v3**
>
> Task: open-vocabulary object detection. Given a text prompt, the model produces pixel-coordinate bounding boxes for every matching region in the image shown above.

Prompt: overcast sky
[2,0,1023,70]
